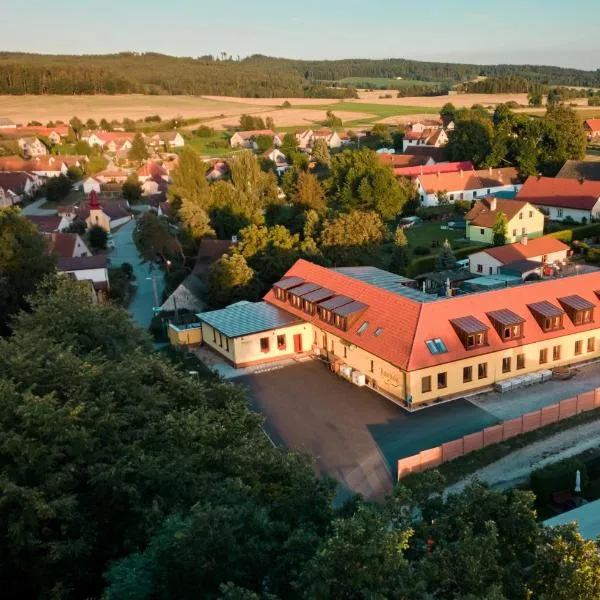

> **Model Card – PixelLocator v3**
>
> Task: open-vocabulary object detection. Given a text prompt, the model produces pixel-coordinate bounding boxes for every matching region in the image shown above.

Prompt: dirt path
[446,418,600,495]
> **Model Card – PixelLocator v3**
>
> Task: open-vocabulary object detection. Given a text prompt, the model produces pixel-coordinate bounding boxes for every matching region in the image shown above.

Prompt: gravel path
[446,418,600,495]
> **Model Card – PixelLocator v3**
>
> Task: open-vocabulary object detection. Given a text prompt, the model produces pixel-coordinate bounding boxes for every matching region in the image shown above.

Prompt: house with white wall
[57,255,110,300]
[516,176,600,223]
[416,167,522,207]
[17,137,47,157]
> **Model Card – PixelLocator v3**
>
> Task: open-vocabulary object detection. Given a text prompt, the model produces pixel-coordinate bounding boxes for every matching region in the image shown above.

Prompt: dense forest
[0,52,599,96]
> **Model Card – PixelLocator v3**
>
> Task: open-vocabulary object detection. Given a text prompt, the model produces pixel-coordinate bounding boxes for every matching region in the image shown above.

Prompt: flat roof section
[544,499,600,540]
[198,301,301,338]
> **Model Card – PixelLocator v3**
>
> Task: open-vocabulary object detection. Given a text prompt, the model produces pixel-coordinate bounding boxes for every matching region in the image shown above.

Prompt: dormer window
[450,316,489,351]
[528,301,564,333]
[558,295,595,326]
[487,309,525,342]
[272,276,304,302]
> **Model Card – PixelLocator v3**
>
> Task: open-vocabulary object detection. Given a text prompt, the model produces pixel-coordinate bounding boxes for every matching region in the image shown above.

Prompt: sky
[3,0,600,70]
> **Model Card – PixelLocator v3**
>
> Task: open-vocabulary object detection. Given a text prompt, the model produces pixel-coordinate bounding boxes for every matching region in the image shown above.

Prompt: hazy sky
[4,0,600,70]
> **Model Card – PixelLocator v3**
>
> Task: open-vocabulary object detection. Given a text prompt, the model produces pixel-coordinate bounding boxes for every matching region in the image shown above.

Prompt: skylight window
[357,321,369,335]
[425,338,447,354]
[374,327,383,337]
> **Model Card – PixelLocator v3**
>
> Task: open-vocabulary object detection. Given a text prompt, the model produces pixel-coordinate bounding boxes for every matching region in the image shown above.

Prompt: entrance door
[293,334,303,353]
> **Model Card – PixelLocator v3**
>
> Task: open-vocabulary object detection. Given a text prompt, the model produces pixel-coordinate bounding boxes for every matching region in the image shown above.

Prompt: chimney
[488,166,492,175]
[460,169,464,177]
[489,197,497,211]
[521,234,528,246]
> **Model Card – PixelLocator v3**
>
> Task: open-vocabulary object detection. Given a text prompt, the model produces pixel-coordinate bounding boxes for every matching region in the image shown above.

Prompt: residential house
[17,136,47,157]
[393,160,474,179]
[402,128,448,152]
[27,155,86,178]
[377,154,433,169]
[556,160,600,182]
[229,129,283,150]
[468,236,570,277]
[408,120,442,133]
[83,131,135,153]
[192,258,600,408]
[416,167,522,207]
[0,155,30,171]
[144,131,185,149]
[403,146,447,163]
[295,129,314,149]
[0,171,38,204]
[76,191,131,232]
[206,160,229,181]
[94,168,130,184]
[83,177,101,195]
[57,255,110,301]
[441,115,455,130]
[26,214,71,233]
[8,125,69,144]
[584,119,600,141]
[516,176,600,223]
[49,232,91,258]
[312,129,342,149]
[0,117,17,129]
[263,148,290,175]
[465,197,545,244]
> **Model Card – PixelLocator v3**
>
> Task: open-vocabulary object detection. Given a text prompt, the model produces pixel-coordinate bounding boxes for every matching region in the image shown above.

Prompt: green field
[335,77,441,90]
[405,221,465,251]
[186,133,234,158]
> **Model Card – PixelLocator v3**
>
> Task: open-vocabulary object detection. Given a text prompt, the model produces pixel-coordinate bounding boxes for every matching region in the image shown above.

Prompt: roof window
[425,338,447,354]
[357,321,369,335]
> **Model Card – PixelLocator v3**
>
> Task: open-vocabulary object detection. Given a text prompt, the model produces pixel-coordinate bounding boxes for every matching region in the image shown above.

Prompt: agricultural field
[333,77,441,90]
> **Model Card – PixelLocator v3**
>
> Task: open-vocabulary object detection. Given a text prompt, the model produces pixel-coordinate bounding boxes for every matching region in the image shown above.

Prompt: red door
[294,334,303,353]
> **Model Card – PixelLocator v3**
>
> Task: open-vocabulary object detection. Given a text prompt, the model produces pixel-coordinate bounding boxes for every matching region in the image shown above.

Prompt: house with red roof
[465,196,544,244]
[49,232,91,258]
[516,176,600,223]
[83,131,135,153]
[377,154,433,169]
[402,128,448,152]
[0,171,38,205]
[393,161,473,179]
[26,214,71,234]
[193,259,600,407]
[57,255,110,301]
[76,191,131,232]
[416,167,522,206]
[584,119,600,141]
[229,130,284,150]
[468,235,570,277]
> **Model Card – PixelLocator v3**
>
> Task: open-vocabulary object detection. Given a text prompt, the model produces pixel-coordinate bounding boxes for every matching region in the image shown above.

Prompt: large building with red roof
[516,176,600,223]
[194,259,600,408]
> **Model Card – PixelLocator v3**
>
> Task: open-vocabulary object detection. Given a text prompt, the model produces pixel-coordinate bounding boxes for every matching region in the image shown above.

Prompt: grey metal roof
[333,266,435,302]
[197,301,301,338]
[499,259,542,275]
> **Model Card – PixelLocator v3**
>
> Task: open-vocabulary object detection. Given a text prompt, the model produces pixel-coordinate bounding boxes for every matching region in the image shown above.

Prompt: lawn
[405,221,465,251]
[185,133,235,158]
[334,77,441,90]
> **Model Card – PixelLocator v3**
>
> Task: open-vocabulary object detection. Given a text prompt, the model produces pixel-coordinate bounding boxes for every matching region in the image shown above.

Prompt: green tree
[294,171,326,212]
[86,155,108,174]
[445,118,494,167]
[254,134,272,153]
[328,149,411,219]
[311,137,331,166]
[371,123,393,147]
[88,224,108,250]
[389,225,410,273]
[168,147,211,209]
[178,202,215,239]
[45,173,72,203]
[528,89,543,107]
[122,176,142,202]
[99,118,112,131]
[281,132,298,157]
[492,211,508,246]
[74,140,93,155]
[324,110,342,127]
[207,252,258,306]
[128,132,149,162]
[435,239,457,270]
[239,114,265,130]
[440,102,457,121]
[85,117,98,130]
[69,116,84,140]
[0,209,55,335]
[133,211,184,263]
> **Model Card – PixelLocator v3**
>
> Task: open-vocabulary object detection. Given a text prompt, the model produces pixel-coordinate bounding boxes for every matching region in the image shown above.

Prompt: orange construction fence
[397,388,600,480]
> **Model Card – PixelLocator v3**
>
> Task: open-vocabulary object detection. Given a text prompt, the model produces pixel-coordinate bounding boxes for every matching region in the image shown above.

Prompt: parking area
[239,360,499,500]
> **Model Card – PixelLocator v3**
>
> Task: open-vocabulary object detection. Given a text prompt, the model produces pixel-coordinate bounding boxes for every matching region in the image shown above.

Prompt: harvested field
[201,95,329,106]
[354,91,532,106]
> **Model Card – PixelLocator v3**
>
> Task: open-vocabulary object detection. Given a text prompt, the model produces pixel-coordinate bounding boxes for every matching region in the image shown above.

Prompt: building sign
[380,366,401,387]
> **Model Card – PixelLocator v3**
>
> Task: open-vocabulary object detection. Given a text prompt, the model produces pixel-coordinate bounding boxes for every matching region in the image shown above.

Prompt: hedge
[406,255,437,277]
[453,245,489,260]
[547,229,573,243]
[572,223,600,241]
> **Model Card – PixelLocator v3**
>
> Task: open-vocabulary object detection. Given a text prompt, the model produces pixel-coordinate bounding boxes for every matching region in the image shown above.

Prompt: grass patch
[185,133,234,158]
[405,221,464,252]
[400,407,600,489]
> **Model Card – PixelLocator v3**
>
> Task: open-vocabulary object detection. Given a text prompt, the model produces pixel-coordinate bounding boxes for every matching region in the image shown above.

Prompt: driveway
[21,197,54,216]
[109,219,164,329]
[238,360,498,500]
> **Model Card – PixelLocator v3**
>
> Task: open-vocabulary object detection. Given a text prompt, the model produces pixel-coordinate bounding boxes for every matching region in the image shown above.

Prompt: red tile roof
[26,215,62,233]
[403,146,446,162]
[585,119,600,132]
[516,176,600,210]
[0,156,31,171]
[418,167,521,194]
[49,232,78,258]
[0,171,35,194]
[377,154,429,168]
[466,197,529,228]
[57,255,107,271]
[475,236,569,264]
[265,259,600,371]
[394,161,474,178]
[76,199,130,221]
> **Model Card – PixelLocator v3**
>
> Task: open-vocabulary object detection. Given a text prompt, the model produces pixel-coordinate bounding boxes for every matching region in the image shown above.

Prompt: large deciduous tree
[128,132,149,162]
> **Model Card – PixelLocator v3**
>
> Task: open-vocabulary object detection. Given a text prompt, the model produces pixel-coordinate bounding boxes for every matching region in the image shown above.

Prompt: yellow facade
[468,203,544,244]
[409,329,600,406]
[86,208,111,232]
[168,323,202,346]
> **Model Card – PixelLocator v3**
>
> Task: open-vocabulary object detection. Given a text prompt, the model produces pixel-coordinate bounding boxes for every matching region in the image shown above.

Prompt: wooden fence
[397,388,600,480]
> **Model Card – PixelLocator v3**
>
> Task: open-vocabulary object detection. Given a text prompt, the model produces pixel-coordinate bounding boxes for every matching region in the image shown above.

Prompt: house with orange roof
[49,232,91,258]
[516,176,600,223]
[377,154,433,169]
[0,171,38,205]
[394,161,474,179]
[192,259,600,408]
[312,129,342,149]
[468,235,570,277]
[402,128,448,152]
[17,136,47,158]
[416,167,522,206]
[229,129,284,150]
[466,196,544,244]
[584,119,600,141]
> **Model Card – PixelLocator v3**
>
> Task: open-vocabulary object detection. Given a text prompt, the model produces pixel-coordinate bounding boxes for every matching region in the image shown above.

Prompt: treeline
[460,76,599,99]
[0,52,599,97]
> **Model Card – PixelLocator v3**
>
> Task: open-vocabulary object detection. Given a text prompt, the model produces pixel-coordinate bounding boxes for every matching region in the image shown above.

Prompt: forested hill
[0,52,599,96]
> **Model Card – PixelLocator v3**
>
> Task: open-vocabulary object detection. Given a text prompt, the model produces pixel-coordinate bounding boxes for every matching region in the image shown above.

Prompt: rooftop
[517,176,600,210]
[466,197,531,228]
[198,300,301,338]
[57,255,107,271]
[417,167,521,194]
[475,236,569,264]
[556,160,600,182]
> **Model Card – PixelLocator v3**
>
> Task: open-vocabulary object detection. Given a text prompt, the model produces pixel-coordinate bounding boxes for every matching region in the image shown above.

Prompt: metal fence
[397,389,600,480]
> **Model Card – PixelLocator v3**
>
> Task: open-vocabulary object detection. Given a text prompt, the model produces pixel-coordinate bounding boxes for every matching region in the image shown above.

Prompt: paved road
[109,219,164,330]
[20,197,54,216]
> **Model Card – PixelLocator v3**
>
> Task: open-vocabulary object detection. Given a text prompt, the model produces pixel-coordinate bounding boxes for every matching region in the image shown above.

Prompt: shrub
[406,255,437,277]
[195,125,215,137]
[530,457,588,505]
[587,248,600,264]
[413,245,431,256]
[572,223,600,241]
[547,229,573,243]
[454,245,489,260]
